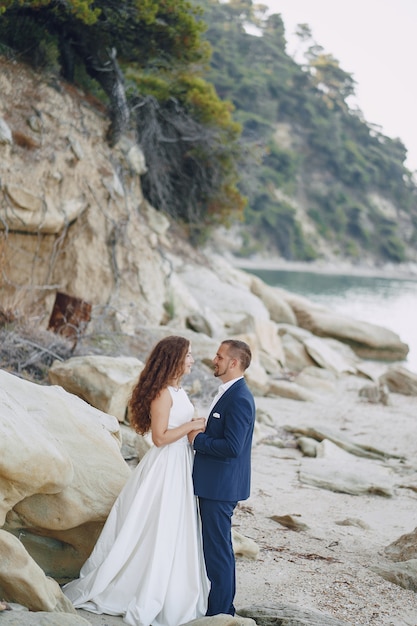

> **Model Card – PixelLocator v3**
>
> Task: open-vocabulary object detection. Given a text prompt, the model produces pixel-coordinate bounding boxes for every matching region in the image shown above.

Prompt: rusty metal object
[48,292,91,347]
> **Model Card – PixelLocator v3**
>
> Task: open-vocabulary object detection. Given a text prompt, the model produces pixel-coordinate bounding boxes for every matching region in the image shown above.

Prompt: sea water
[245,268,417,374]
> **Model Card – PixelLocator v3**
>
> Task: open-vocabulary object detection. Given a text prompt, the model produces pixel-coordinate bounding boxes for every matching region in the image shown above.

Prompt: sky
[262,0,417,173]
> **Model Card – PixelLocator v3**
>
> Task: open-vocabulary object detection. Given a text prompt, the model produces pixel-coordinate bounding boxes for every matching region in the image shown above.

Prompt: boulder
[0,369,130,604]
[285,424,403,461]
[232,530,259,559]
[280,333,316,372]
[371,559,417,592]
[248,275,298,325]
[0,611,90,625]
[299,439,395,497]
[384,526,417,562]
[303,336,357,375]
[238,603,351,626]
[379,364,417,396]
[227,315,285,368]
[295,367,337,394]
[280,292,409,361]
[267,379,319,402]
[48,355,144,421]
[259,350,283,376]
[2,184,86,234]
[179,263,270,331]
[358,382,390,405]
[0,531,75,613]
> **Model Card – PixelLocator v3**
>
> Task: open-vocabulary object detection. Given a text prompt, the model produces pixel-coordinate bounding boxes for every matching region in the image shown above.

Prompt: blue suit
[192,377,255,616]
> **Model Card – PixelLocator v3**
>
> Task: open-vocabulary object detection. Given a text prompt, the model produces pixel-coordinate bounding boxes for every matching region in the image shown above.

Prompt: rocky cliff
[0,57,173,334]
[0,58,411,368]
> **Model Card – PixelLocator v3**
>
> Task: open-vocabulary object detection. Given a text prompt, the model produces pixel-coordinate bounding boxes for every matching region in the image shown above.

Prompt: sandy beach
[234,377,417,625]
[76,374,417,626]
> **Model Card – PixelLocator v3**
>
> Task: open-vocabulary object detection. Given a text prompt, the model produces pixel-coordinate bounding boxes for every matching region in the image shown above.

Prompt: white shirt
[208,376,243,414]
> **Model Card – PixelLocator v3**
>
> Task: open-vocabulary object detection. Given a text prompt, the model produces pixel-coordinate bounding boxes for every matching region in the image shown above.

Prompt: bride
[63,335,209,626]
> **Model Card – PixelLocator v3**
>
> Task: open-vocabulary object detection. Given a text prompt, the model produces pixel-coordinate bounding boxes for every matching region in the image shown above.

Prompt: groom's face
[213,344,236,382]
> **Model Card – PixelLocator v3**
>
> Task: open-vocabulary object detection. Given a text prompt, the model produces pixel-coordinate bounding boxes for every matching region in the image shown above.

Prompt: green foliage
[132,93,245,236]
[308,52,356,105]
[261,141,299,191]
[246,194,317,261]
[345,204,371,243]
[0,0,209,71]
[0,15,60,70]
[0,0,245,229]
[125,68,245,232]
[193,0,417,263]
[307,188,408,262]
[0,0,100,23]
[374,216,407,262]
[1,0,416,261]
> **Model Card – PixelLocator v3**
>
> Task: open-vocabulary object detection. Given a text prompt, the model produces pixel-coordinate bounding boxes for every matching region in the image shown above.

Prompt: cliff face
[0,58,175,333]
[1,58,415,349]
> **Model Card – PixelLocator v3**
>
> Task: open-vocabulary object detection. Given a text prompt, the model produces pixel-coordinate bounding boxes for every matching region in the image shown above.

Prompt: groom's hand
[188,418,205,444]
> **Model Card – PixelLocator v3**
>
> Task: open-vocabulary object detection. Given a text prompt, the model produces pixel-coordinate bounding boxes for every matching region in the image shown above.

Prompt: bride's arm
[150,388,205,447]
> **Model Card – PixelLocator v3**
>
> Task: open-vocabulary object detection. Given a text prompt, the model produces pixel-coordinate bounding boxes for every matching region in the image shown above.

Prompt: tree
[0,0,209,144]
[192,0,417,262]
[131,80,244,232]
[0,0,246,231]
[308,53,356,108]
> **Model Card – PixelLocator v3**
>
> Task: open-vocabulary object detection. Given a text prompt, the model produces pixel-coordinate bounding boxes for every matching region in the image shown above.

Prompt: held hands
[190,417,206,432]
[187,417,206,444]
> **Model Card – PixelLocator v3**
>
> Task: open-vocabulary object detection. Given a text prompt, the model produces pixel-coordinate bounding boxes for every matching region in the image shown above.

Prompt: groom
[189,339,256,616]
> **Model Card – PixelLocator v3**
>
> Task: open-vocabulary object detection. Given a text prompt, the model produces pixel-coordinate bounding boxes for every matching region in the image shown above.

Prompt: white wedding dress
[63,386,209,626]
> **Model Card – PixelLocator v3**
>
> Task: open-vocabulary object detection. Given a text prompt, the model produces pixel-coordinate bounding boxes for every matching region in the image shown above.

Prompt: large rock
[186,615,256,626]
[248,275,298,325]
[2,183,85,234]
[48,355,144,421]
[303,336,357,374]
[179,263,270,331]
[0,612,90,625]
[299,439,395,496]
[280,332,316,372]
[295,367,337,394]
[277,291,409,361]
[0,531,75,613]
[379,364,417,396]
[0,369,130,608]
[267,379,319,402]
[286,424,402,461]
[385,526,417,562]
[371,559,417,592]
[238,603,352,626]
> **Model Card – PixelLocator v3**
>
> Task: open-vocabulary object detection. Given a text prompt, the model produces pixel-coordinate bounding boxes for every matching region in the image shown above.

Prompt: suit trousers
[199,497,238,616]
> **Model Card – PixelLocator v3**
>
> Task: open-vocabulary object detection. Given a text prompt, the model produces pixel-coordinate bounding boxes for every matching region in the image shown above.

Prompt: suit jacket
[192,377,255,502]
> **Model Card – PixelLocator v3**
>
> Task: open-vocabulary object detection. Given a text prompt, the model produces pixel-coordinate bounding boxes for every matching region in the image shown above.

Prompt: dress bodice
[167,386,195,428]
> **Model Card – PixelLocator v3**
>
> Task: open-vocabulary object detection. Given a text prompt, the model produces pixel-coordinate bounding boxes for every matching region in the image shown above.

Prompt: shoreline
[227,252,417,374]
[227,255,417,281]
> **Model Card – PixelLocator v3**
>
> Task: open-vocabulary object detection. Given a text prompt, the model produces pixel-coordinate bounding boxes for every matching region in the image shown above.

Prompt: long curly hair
[129,335,190,435]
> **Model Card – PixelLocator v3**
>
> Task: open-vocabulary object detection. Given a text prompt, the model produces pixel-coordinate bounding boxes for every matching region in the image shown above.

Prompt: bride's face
[182,346,194,376]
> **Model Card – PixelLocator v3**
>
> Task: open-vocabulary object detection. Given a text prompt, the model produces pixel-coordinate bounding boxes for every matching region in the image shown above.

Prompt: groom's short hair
[221,339,252,371]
